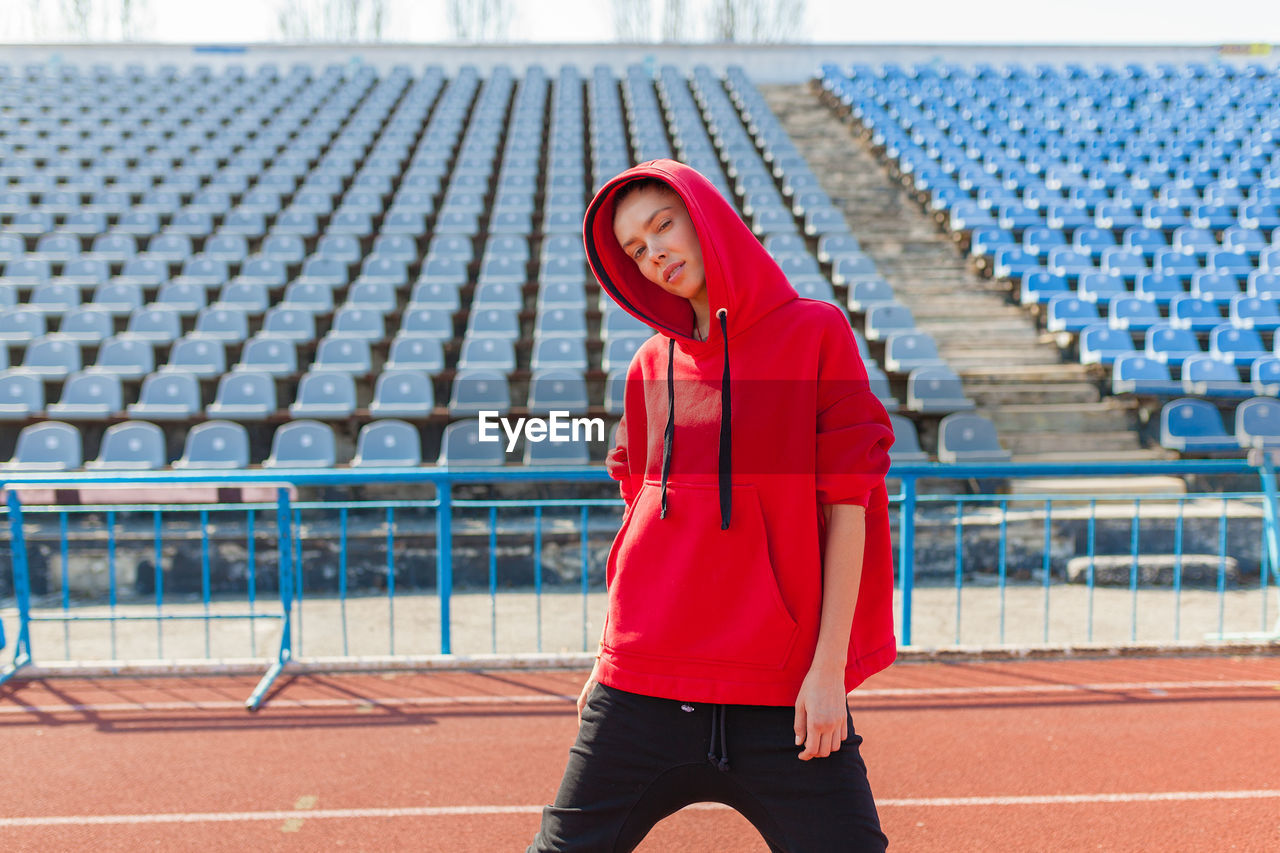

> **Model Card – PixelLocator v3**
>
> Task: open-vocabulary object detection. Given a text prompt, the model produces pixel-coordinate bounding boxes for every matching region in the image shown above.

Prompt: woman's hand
[793,665,849,760]
[576,661,600,724]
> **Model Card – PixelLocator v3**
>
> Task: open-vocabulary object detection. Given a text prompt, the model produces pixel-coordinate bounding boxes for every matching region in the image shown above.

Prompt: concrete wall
[1,42,1276,83]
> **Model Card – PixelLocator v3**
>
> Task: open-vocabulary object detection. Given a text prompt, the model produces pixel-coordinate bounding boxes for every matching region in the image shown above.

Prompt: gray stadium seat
[887,414,929,464]
[438,419,504,466]
[264,420,338,468]
[235,336,298,376]
[937,413,1013,464]
[530,337,589,372]
[86,421,167,470]
[527,368,590,414]
[883,332,945,374]
[128,372,202,421]
[457,337,517,372]
[3,421,82,470]
[0,371,45,420]
[21,335,82,378]
[524,436,591,465]
[313,336,373,374]
[352,419,422,467]
[207,371,277,421]
[92,335,155,379]
[370,369,435,418]
[289,371,357,419]
[47,371,123,420]
[173,420,250,469]
[448,368,511,416]
[906,366,975,414]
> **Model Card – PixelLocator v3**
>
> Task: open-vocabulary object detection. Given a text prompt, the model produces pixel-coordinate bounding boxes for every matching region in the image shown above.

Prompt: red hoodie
[585,159,897,706]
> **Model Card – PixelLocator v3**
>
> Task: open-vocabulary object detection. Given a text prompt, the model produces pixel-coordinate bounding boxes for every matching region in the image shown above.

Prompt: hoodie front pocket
[604,481,799,670]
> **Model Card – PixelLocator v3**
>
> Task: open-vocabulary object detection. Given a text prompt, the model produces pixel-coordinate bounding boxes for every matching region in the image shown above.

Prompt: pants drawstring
[706,704,730,772]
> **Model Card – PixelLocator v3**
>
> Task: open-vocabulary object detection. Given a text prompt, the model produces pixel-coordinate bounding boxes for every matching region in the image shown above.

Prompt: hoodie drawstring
[716,308,731,530]
[658,310,733,529]
[707,703,730,772]
[659,337,676,520]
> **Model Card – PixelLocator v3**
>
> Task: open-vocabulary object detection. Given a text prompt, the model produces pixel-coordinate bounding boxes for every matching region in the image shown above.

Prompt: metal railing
[3,459,1279,709]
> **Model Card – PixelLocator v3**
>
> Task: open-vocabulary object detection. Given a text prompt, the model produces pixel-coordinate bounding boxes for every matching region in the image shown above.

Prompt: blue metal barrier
[2,460,1278,710]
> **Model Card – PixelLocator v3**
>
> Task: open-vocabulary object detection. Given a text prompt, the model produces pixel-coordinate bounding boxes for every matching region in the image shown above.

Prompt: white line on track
[2,679,1276,716]
[3,790,1280,827]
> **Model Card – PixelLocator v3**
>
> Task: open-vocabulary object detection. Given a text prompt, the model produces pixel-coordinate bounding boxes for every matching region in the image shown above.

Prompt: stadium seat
[1181,355,1252,398]
[86,421,167,470]
[353,419,423,467]
[457,337,517,372]
[0,371,45,420]
[264,420,338,468]
[235,336,298,376]
[449,368,511,416]
[527,368,590,414]
[3,421,82,470]
[173,420,251,469]
[886,414,929,464]
[1145,324,1202,366]
[20,335,82,378]
[207,371,277,421]
[289,371,358,419]
[1159,398,1237,453]
[128,372,202,421]
[47,372,123,419]
[937,413,1012,464]
[1111,353,1181,396]
[883,332,944,373]
[58,308,115,344]
[906,366,975,414]
[1209,326,1268,367]
[370,369,435,418]
[1235,397,1280,449]
[438,419,504,466]
[313,336,373,375]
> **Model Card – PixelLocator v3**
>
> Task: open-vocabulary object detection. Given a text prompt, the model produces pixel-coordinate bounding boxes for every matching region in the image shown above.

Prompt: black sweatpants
[528,682,887,852]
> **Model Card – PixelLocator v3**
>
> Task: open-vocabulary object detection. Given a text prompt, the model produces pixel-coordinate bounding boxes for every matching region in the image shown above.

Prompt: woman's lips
[663,262,684,283]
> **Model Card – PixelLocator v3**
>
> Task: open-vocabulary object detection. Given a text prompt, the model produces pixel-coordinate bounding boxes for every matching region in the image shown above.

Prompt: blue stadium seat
[128,372,202,421]
[437,419,503,466]
[353,419,423,467]
[937,413,1012,464]
[370,369,435,418]
[0,371,45,420]
[1111,353,1180,396]
[1020,271,1071,306]
[1106,297,1160,331]
[173,420,251,469]
[1160,398,1236,453]
[126,307,182,344]
[1209,325,1268,366]
[1169,296,1223,331]
[906,366,974,414]
[1145,324,1203,366]
[864,303,915,341]
[86,421,167,470]
[47,371,123,419]
[235,336,298,376]
[289,371,357,419]
[207,371,277,420]
[448,368,511,416]
[3,421,82,470]
[313,336,373,374]
[886,413,929,464]
[883,332,944,373]
[1255,356,1280,396]
[385,335,446,374]
[262,306,318,342]
[264,420,338,468]
[193,305,250,343]
[1134,271,1185,305]
[527,368,590,414]
[1079,323,1136,365]
[1236,397,1280,450]
[20,334,82,378]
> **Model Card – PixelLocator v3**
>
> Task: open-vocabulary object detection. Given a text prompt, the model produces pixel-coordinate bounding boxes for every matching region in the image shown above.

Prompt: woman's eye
[633,247,644,260]
[658,219,670,231]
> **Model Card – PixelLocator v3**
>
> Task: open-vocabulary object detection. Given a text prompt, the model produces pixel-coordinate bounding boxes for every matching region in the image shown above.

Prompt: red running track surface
[1,655,1278,852]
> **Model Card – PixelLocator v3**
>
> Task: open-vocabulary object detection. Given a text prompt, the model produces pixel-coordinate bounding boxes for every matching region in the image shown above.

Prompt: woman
[528,159,896,852]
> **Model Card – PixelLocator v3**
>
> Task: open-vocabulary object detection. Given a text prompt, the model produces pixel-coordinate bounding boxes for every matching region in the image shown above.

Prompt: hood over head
[584,159,797,345]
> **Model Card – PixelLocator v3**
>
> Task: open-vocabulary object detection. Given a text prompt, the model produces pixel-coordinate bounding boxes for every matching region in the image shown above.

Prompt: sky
[3,0,1280,45]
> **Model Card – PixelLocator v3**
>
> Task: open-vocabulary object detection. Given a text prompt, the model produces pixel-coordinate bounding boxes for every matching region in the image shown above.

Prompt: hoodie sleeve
[815,307,895,507]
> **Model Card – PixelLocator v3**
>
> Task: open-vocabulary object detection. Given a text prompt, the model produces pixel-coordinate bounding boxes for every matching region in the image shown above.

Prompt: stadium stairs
[764,82,1174,469]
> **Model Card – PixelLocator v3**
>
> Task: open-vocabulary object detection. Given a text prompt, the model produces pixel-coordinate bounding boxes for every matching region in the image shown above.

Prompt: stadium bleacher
[0,58,1013,470]
[820,60,1280,455]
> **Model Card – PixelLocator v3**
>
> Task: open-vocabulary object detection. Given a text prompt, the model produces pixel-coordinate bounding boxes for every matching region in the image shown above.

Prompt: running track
[1,656,1277,851]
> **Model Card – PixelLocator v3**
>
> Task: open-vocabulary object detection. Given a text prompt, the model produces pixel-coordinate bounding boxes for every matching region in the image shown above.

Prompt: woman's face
[612,186,706,303]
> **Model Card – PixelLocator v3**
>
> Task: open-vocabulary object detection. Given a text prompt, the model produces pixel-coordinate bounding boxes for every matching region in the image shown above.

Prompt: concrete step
[918,323,1042,343]
[1003,430,1147,455]
[1007,474,1187,495]
[941,348,1068,367]
[954,364,1095,383]
[979,402,1136,433]
[965,383,1101,406]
